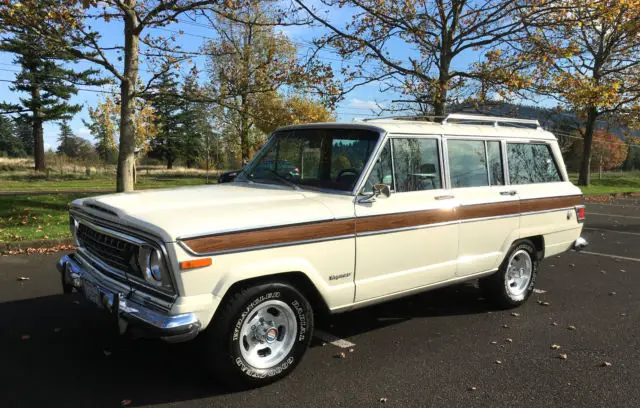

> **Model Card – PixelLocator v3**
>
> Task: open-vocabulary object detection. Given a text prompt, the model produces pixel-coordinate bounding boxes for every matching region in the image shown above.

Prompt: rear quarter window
[507,143,562,184]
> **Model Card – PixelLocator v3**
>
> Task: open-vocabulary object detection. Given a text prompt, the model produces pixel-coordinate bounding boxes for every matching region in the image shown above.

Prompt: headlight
[137,245,166,288]
[69,216,79,245]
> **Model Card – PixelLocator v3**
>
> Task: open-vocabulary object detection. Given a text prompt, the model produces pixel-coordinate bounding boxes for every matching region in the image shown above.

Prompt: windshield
[238,128,380,192]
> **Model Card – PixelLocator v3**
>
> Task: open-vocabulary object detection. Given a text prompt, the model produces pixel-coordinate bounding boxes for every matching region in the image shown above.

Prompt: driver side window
[364,140,394,192]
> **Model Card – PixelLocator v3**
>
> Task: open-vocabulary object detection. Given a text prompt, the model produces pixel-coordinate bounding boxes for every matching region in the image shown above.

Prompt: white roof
[277,114,557,141]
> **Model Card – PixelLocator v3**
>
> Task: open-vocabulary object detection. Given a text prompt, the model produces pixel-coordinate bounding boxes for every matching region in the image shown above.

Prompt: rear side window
[507,143,562,184]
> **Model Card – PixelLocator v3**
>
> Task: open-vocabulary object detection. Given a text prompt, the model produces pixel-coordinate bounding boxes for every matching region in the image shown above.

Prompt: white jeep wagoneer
[58,114,587,387]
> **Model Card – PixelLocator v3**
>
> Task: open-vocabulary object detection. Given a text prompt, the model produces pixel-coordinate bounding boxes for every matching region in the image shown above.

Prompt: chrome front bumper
[573,236,589,251]
[57,254,200,342]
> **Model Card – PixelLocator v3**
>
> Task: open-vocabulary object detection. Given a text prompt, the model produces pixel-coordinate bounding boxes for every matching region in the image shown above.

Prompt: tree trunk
[116,3,139,193]
[32,117,45,172]
[578,106,598,186]
[167,156,174,169]
[434,57,450,119]
[30,84,46,172]
[240,94,250,164]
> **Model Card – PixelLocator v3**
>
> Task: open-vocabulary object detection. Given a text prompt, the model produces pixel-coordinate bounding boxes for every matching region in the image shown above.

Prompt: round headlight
[149,248,163,282]
[137,245,151,273]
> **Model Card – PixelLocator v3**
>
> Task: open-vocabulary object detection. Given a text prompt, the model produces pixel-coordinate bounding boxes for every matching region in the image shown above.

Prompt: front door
[354,136,459,302]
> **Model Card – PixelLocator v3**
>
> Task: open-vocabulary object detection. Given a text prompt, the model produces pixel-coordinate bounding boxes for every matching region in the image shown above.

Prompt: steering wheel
[336,168,360,181]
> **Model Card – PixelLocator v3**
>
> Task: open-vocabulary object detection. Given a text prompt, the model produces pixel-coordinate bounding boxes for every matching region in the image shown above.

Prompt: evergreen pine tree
[14,116,33,156]
[0,115,26,157]
[56,120,75,156]
[149,69,182,169]
[178,68,208,168]
[0,3,106,171]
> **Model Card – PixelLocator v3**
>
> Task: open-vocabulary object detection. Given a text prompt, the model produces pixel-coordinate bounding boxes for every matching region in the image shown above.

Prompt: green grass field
[0,193,90,243]
[569,172,640,195]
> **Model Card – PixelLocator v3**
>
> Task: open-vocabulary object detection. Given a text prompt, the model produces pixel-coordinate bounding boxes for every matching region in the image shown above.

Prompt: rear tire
[203,282,314,388]
[480,241,538,309]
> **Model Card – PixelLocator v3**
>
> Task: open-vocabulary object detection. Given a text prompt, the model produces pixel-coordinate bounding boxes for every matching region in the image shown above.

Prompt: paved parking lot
[1,198,639,408]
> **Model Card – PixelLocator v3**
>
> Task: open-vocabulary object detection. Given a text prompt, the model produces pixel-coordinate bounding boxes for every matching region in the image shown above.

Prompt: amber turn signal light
[180,258,212,270]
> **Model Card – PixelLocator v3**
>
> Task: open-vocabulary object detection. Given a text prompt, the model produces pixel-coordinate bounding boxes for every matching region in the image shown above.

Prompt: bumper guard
[57,254,200,342]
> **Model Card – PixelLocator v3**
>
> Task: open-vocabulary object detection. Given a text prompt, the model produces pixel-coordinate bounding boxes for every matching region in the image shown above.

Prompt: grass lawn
[569,172,640,195]
[0,193,90,243]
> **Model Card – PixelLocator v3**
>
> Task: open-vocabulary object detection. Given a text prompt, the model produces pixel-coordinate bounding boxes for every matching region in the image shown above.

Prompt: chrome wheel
[505,249,533,297]
[238,300,298,369]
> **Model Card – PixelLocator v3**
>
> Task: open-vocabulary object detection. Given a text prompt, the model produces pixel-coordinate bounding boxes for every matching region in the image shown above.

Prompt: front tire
[204,282,314,388]
[480,241,538,309]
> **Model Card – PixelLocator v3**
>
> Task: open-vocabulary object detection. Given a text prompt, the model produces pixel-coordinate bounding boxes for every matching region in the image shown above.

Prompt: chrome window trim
[351,130,388,195]
[502,139,511,185]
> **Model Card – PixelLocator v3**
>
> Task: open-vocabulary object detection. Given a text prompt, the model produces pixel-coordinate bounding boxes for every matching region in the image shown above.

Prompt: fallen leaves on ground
[16,276,30,281]
[609,291,617,296]
[495,360,502,364]
[511,312,520,317]
[551,344,561,350]
[4,244,75,256]
[334,352,346,359]
[379,398,388,403]
[505,338,513,343]
[468,386,477,391]
[602,361,612,367]
[558,354,568,360]
[538,300,551,306]
[567,325,577,331]
[533,288,547,294]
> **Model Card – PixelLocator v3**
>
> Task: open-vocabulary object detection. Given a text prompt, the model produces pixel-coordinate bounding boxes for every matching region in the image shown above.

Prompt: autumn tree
[204,1,338,163]
[0,1,105,171]
[85,97,119,162]
[294,0,533,116]
[254,94,335,134]
[492,1,640,185]
[0,0,242,191]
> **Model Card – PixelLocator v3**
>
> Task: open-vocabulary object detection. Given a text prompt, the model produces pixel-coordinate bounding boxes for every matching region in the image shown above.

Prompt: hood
[71,183,337,242]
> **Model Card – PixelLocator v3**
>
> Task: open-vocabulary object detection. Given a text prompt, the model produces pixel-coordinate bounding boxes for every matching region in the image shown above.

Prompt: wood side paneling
[355,208,457,234]
[181,194,583,254]
[520,195,582,213]
[457,200,520,220]
[183,219,355,254]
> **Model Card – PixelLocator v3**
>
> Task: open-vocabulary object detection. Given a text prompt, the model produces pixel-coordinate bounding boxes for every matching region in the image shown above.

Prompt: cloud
[347,98,383,111]
[76,127,91,138]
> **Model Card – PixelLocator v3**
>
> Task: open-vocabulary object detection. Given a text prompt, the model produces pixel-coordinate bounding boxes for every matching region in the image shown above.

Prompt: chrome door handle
[500,191,517,196]
[435,195,455,200]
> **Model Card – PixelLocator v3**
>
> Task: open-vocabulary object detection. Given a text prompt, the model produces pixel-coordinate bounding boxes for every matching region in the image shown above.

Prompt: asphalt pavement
[1,199,639,407]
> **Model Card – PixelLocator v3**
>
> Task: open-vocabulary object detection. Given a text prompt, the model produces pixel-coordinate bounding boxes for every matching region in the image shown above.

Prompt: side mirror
[358,184,391,203]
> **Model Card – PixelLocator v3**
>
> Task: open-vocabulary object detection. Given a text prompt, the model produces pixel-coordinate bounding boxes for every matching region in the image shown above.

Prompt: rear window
[507,143,562,184]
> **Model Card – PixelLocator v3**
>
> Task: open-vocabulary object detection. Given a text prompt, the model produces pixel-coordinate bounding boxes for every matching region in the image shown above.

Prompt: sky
[0,2,478,151]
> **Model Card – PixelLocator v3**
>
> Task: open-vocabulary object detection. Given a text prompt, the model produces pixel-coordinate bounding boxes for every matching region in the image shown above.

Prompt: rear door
[444,137,520,276]
[354,135,459,302]
[506,141,583,257]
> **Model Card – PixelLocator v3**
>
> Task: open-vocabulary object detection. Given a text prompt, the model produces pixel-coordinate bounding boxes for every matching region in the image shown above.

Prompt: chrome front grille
[77,223,138,275]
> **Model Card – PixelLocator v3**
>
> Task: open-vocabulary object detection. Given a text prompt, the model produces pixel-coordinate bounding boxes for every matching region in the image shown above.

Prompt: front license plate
[83,280,103,308]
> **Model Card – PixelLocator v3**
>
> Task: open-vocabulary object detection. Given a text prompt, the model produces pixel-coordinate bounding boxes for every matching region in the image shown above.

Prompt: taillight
[575,205,585,223]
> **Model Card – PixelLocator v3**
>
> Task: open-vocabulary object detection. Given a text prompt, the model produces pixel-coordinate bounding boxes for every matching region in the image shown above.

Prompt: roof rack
[357,115,445,123]
[442,113,541,129]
